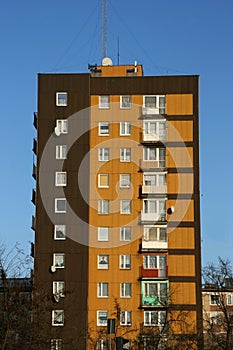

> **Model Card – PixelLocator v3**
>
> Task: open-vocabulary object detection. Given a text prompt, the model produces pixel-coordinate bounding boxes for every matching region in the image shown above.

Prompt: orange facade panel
[167,173,194,194]
[170,282,196,304]
[168,227,195,249]
[166,147,193,168]
[96,64,143,77]
[167,199,194,222]
[167,120,193,142]
[166,94,193,115]
[168,255,195,276]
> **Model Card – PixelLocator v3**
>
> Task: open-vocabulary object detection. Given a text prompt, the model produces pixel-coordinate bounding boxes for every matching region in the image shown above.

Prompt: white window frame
[120,95,132,109]
[144,281,167,301]
[53,281,65,298]
[120,200,131,214]
[99,96,110,109]
[98,148,110,161]
[143,255,166,270]
[120,174,131,188]
[143,173,166,186]
[55,172,67,186]
[98,227,109,241]
[144,311,166,326]
[56,92,68,106]
[143,226,167,242]
[54,225,66,240]
[98,255,109,269]
[143,120,166,140]
[98,200,109,214]
[53,253,65,269]
[210,294,220,305]
[143,95,166,114]
[55,120,68,134]
[120,227,132,241]
[97,282,109,298]
[143,199,166,215]
[120,122,131,136]
[98,174,109,188]
[55,198,67,213]
[120,255,131,269]
[56,145,67,159]
[51,339,64,350]
[120,283,132,298]
[120,148,131,162]
[98,122,110,136]
[120,311,132,325]
[227,294,233,305]
[52,310,64,326]
[97,310,108,326]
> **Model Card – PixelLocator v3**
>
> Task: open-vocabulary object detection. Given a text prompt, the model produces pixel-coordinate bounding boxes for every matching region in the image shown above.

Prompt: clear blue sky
[0,0,232,267]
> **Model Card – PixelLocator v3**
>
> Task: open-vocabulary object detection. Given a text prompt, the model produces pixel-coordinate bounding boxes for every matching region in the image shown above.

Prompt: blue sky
[0,0,232,267]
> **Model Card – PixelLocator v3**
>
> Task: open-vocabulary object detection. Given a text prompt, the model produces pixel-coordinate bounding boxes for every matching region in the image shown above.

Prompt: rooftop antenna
[117,36,120,65]
[102,0,107,59]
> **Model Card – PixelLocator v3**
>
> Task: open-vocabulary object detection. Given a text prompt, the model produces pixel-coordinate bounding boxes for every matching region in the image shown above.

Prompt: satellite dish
[54,126,61,136]
[102,57,113,66]
[50,265,56,273]
[170,206,175,213]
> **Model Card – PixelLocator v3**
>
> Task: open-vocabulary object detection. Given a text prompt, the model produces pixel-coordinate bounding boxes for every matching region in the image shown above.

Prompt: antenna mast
[102,0,107,59]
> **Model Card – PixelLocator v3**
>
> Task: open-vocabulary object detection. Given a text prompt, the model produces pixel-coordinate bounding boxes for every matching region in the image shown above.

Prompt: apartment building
[32,60,203,349]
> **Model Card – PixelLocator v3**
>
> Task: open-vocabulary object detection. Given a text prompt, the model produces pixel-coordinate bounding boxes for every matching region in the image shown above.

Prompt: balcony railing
[141,212,166,223]
[142,239,168,250]
[140,159,166,170]
[140,266,167,279]
[142,107,166,115]
[141,294,167,307]
[142,132,166,143]
[141,185,167,194]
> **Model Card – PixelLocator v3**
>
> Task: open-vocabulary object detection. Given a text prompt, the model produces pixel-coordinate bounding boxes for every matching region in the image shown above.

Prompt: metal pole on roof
[102,0,107,59]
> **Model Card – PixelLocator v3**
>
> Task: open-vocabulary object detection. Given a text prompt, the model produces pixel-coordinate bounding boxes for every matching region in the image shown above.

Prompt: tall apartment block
[32,60,203,349]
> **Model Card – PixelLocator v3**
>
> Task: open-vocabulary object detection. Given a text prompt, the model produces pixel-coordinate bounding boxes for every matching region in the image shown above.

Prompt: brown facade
[33,63,202,349]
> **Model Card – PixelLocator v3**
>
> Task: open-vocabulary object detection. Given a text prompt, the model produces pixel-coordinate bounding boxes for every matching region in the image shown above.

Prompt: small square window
[98,227,109,241]
[98,200,109,214]
[98,122,110,136]
[120,200,131,214]
[120,122,131,135]
[120,311,132,325]
[99,96,110,109]
[227,294,233,305]
[55,198,66,213]
[120,174,131,188]
[210,295,220,305]
[56,145,67,159]
[120,148,131,162]
[51,339,64,350]
[53,253,65,268]
[98,255,109,269]
[54,225,66,240]
[56,92,68,106]
[55,120,68,135]
[55,172,67,186]
[120,96,131,109]
[120,283,132,298]
[120,255,131,269]
[53,282,65,298]
[98,174,109,188]
[97,283,108,297]
[52,310,64,326]
[98,148,110,161]
[97,310,108,326]
[120,227,132,241]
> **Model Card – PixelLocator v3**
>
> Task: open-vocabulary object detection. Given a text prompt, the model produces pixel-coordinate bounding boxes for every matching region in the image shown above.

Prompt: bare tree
[202,257,233,350]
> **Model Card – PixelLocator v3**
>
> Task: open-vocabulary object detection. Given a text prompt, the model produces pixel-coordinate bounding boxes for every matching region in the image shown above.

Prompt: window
[120,148,131,162]
[55,120,68,136]
[120,227,132,241]
[56,92,68,106]
[120,311,132,325]
[98,283,108,297]
[52,310,64,326]
[143,173,166,186]
[98,122,110,135]
[120,283,132,298]
[144,282,167,303]
[120,96,131,109]
[227,294,233,305]
[53,282,65,297]
[120,122,131,135]
[55,198,66,213]
[98,200,109,214]
[53,253,65,268]
[56,145,67,159]
[98,174,109,188]
[143,95,166,114]
[99,96,110,109]
[120,255,131,269]
[51,339,64,350]
[98,255,109,269]
[210,295,220,305]
[120,174,131,188]
[54,225,66,240]
[97,311,108,326]
[98,227,109,241]
[143,255,166,270]
[144,311,166,326]
[144,226,167,242]
[55,172,67,186]
[143,120,166,141]
[98,148,110,161]
[120,200,131,214]
[143,199,166,217]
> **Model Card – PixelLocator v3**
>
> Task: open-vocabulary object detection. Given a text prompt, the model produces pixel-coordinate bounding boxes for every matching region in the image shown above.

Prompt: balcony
[140,159,166,170]
[142,107,164,116]
[33,112,38,129]
[141,294,167,307]
[141,212,166,223]
[32,138,37,155]
[141,239,168,250]
[32,163,36,180]
[31,189,36,205]
[141,185,167,195]
[31,215,36,231]
[140,266,167,279]
[142,132,166,143]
